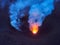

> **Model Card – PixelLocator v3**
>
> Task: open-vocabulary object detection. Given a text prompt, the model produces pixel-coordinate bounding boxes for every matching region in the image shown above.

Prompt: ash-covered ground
[0,1,60,45]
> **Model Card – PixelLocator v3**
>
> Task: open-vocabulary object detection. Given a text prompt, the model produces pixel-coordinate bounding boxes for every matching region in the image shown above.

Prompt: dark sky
[0,1,60,45]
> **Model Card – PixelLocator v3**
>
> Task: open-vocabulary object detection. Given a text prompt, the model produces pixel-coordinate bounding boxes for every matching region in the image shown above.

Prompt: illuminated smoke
[9,0,54,31]
[28,0,54,27]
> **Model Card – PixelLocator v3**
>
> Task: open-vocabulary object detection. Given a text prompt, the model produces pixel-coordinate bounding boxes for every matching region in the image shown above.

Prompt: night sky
[0,0,60,45]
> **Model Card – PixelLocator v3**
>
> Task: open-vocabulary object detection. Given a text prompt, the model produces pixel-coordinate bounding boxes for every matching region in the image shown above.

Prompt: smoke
[28,0,54,27]
[9,0,54,31]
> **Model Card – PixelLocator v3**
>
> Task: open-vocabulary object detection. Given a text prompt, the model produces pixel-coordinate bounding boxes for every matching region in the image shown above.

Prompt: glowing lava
[29,23,39,34]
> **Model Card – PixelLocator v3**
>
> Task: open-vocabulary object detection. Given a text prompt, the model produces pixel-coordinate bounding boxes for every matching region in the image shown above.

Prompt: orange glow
[30,23,39,34]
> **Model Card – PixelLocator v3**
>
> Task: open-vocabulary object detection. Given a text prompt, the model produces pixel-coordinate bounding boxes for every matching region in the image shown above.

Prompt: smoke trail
[9,0,54,31]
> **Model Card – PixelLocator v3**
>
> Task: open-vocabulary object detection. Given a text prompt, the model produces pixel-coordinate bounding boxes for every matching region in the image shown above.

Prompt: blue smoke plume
[9,0,54,31]
[28,0,54,27]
